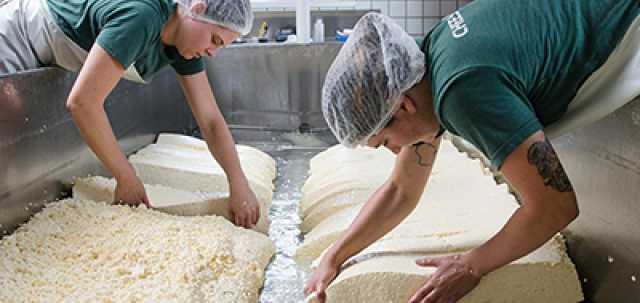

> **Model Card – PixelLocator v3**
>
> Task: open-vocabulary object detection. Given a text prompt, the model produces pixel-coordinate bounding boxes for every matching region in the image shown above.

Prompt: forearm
[178,73,249,190]
[325,180,421,267]
[466,195,578,276]
[469,131,580,276]
[200,119,248,189]
[325,141,440,266]
[68,102,134,181]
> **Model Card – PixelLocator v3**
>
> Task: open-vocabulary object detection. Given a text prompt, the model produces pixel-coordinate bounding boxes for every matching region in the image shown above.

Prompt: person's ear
[399,94,417,114]
[190,1,207,15]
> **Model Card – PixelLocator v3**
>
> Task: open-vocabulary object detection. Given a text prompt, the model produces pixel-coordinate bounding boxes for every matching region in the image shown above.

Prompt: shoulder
[99,0,169,29]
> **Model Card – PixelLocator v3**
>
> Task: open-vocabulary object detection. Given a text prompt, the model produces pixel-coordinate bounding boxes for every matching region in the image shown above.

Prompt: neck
[407,78,440,141]
[161,9,180,46]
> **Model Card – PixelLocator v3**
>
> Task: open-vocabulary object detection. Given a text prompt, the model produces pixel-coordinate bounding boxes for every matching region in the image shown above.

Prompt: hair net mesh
[322,13,426,147]
[175,0,253,35]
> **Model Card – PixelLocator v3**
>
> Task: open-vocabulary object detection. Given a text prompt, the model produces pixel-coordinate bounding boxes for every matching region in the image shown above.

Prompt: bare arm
[409,131,578,303]
[66,44,148,205]
[325,139,441,266]
[305,139,441,301]
[464,130,578,275]
[177,72,259,227]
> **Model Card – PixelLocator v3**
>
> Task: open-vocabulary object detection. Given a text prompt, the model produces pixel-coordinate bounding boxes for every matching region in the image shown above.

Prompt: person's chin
[178,49,193,59]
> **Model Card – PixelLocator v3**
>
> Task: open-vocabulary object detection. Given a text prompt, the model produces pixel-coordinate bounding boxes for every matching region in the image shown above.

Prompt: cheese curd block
[300,189,372,233]
[155,133,276,178]
[295,141,502,265]
[299,140,583,301]
[312,236,582,303]
[72,176,270,234]
[0,199,276,303]
[307,145,393,177]
[303,146,395,193]
[299,149,395,218]
[135,144,274,189]
[130,151,274,198]
[129,153,273,211]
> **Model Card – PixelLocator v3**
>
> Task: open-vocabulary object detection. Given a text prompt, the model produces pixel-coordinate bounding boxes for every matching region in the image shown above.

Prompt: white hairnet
[322,12,426,147]
[175,0,253,35]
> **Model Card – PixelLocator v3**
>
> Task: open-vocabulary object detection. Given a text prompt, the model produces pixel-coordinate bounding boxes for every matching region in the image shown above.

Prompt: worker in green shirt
[306,0,640,302]
[0,0,261,229]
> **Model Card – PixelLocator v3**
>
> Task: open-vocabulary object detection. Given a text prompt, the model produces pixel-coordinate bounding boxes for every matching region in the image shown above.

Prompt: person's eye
[212,35,224,46]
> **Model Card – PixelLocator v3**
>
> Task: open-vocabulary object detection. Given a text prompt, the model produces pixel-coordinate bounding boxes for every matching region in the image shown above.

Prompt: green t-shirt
[46,0,204,81]
[423,0,640,169]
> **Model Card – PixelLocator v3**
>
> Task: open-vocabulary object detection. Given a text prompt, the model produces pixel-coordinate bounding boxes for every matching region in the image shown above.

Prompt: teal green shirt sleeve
[95,3,160,69]
[439,67,543,170]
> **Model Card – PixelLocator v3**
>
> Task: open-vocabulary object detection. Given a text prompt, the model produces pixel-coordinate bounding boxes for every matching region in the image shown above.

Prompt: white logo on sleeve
[447,11,469,39]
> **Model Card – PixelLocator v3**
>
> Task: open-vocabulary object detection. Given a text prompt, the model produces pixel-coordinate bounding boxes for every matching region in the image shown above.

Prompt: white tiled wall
[252,0,473,37]
[354,0,473,36]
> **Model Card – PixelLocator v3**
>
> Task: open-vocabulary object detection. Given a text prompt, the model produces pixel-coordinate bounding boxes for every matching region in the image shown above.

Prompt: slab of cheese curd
[298,148,395,221]
[309,236,582,303]
[0,199,275,303]
[295,140,521,265]
[136,143,274,186]
[129,153,274,214]
[303,145,394,193]
[155,133,276,179]
[129,139,275,233]
[300,189,373,233]
[300,140,583,301]
[135,144,275,190]
[307,145,391,177]
[130,149,274,198]
[72,176,269,234]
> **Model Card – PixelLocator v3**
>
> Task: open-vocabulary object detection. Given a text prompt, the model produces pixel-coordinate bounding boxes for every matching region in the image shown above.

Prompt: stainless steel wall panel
[207,43,342,130]
[553,98,640,302]
[0,67,191,234]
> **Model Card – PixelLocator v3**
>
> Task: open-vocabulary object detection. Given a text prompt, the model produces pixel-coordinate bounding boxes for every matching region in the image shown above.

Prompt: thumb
[315,281,328,301]
[143,194,151,208]
[416,257,442,267]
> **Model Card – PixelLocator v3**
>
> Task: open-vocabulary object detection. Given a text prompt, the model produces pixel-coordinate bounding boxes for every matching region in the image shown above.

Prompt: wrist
[228,176,250,192]
[462,250,489,278]
[113,166,137,183]
[321,251,341,269]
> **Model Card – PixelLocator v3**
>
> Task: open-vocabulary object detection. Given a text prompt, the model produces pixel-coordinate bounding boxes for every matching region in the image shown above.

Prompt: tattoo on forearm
[413,142,436,167]
[527,139,574,192]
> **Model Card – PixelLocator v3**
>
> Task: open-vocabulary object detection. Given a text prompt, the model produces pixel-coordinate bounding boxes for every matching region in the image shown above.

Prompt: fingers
[304,279,328,302]
[252,205,260,225]
[142,193,151,208]
[421,289,440,303]
[315,281,328,303]
[416,257,443,267]
[408,282,434,303]
[234,213,242,227]
[243,214,251,229]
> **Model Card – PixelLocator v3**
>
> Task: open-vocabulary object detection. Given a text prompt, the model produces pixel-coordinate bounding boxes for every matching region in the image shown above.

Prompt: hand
[228,186,260,229]
[114,176,150,207]
[304,259,339,303]
[409,254,483,303]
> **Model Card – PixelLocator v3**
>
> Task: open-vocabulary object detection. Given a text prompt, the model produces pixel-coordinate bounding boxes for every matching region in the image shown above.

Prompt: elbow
[556,195,579,228]
[65,98,80,113]
[566,199,579,224]
[65,97,97,115]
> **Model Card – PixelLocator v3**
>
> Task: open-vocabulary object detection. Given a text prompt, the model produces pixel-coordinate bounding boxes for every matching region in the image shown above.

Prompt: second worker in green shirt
[307,0,640,302]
